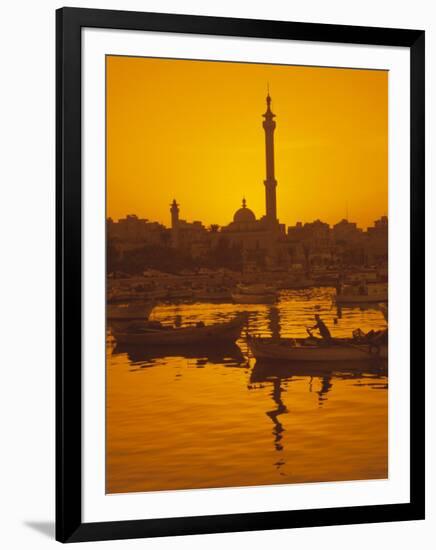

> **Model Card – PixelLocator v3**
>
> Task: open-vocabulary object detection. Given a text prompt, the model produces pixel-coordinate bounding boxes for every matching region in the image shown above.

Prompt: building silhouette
[169,198,208,258]
[108,94,388,272]
[107,214,169,252]
[172,93,288,269]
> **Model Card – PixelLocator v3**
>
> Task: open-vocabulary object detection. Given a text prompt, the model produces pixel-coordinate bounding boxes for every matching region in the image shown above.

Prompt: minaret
[262,91,277,224]
[170,199,179,247]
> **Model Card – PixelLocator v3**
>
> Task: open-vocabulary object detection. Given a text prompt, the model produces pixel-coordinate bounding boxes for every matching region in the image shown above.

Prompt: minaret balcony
[263,120,276,131]
[264,179,277,188]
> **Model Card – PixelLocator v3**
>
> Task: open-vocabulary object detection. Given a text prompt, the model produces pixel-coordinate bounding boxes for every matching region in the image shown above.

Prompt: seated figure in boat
[367,329,388,345]
[352,327,388,346]
[307,314,332,343]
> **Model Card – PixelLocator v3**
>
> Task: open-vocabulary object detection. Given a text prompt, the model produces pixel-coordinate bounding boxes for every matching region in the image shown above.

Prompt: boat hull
[247,337,387,362]
[113,315,246,346]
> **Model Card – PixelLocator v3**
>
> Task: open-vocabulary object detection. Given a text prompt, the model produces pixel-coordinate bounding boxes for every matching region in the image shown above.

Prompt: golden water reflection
[106,288,388,493]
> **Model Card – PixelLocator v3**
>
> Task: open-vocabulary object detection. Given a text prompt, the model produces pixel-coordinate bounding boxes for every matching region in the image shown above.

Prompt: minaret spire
[170,199,180,248]
[262,91,277,223]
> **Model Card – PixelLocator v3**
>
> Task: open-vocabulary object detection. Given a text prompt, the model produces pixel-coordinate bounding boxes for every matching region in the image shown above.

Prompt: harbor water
[106,287,388,494]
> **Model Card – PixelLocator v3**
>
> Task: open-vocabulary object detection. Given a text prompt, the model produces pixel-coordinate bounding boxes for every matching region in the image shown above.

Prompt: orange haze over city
[106,56,387,230]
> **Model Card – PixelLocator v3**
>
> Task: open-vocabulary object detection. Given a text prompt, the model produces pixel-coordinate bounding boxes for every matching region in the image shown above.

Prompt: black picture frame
[56,7,425,543]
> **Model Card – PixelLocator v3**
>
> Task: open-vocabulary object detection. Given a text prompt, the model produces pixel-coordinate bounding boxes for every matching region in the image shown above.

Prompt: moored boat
[280,276,315,290]
[335,282,387,304]
[236,283,276,295]
[112,313,246,346]
[247,334,387,362]
[232,283,277,304]
[166,288,194,300]
[107,301,155,321]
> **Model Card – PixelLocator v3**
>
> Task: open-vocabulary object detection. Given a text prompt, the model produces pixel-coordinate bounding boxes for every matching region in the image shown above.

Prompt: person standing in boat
[308,314,332,342]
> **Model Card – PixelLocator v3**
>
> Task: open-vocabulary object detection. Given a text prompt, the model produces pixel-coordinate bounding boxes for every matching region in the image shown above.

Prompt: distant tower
[170,199,180,247]
[262,91,277,224]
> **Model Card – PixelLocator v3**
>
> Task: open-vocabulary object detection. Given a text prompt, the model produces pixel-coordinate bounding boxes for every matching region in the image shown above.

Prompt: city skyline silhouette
[106,55,388,229]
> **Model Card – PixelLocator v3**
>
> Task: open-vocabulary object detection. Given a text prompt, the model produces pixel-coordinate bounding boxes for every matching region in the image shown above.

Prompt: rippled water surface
[106,288,388,493]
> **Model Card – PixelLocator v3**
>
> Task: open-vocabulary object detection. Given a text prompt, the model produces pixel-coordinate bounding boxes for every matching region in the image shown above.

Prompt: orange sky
[106,56,387,230]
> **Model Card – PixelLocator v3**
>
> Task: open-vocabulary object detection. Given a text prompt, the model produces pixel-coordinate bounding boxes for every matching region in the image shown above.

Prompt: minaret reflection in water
[251,305,335,475]
[266,377,288,474]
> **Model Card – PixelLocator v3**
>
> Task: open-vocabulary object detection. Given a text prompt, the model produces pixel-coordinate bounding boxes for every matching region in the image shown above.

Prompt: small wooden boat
[335,282,387,304]
[107,302,154,321]
[247,335,387,362]
[166,288,194,300]
[113,314,246,346]
[236,283,276,295]
[232,283,278,304]
[281,277,315,290]
[108,288,165,303]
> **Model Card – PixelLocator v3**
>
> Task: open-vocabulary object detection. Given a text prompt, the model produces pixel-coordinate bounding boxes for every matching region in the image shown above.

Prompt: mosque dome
[233,198,256,223]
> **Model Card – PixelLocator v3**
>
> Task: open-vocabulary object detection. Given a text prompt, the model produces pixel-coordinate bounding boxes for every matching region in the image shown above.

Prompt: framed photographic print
[56,7,425,543]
